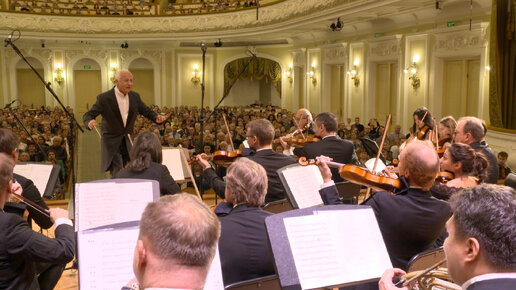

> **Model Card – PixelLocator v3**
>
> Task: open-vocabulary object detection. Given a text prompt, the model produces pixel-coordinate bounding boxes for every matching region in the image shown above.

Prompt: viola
[298,157,401,192]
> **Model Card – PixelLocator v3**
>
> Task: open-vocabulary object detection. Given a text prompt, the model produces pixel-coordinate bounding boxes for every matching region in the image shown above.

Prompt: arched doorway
[16,58,45,108]
[224,57,282,106]
[129,58,154,105]
[73,58,102,116]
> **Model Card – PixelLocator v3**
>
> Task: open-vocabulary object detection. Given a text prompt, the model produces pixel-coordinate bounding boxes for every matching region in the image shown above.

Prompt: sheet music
[204,248,224,290]
[78,226,139,290]
[75,181,154,231]
[281,165,323,208]
[14,163,53,197]
[283,208,392,289]
[162,148,187,180]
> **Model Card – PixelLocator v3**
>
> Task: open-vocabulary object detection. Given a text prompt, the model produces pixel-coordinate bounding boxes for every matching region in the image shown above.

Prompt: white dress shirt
[114,86,130,127]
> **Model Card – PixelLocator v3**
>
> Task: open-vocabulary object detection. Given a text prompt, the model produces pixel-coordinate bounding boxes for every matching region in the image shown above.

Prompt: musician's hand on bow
[384,166,399,179]
[279,134,292,150]
[378,268,409,290]
[87,119,97,130]
[49,208,69,223]
[315,155,333,183]
[7,180,23,202]
[196,153,211,170]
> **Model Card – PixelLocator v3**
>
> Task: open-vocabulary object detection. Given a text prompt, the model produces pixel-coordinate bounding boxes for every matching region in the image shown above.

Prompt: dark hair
[449,184,516,270]
[128,131,163,172]
[315,112,338,133]
[448,143,488,183]
[498,151,508,159]
[0,128,18,155]
[412,106,434,132]
[247,119,275,145]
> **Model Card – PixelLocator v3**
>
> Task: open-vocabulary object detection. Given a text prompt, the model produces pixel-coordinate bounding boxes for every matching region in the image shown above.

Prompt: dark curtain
[224,57,282,97]
[489,0,516,129]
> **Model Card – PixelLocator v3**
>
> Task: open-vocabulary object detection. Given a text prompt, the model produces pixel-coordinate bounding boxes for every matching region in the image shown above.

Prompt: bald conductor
[83,70,167,176]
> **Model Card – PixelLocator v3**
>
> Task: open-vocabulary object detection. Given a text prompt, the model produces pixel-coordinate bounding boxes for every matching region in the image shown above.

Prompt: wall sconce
[109,63,117,83]
[404,54,420,89]
[485,65,491,71]
[307,61,316,85]
[191,64,201,84]
[286,63,293,83]
[347,58,360,87]
[53,63,64,85]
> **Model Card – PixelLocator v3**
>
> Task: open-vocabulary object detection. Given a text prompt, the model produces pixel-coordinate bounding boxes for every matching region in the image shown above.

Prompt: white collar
[462,272,516,289]
[114,86,128,98]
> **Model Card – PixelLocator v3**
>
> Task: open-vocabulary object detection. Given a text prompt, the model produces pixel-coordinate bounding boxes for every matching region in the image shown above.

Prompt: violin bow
[363,114,391,200]
[222,114,235,152]
[292,116,306,140]
[178,145,202,200]
[10,193,51,218]
[433,117,439,150]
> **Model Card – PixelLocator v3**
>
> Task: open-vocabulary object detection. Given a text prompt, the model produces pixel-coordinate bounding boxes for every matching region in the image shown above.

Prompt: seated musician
[437,116,456,148]
[115,130,180,196]
[379,184,516,290]
[0,153,75,290]
[430,143,488,201]
[280,112,357,183]
[128,194,220,290]
[216,158,275,285]
[316,140,451,270]
[198,119,296,204]
[0,128,53,229]
[411,106,435,141]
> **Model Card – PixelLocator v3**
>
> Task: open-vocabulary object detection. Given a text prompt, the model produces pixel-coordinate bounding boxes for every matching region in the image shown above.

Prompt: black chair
[407,247,446,272]
[335,181,361,204]
[262,199,293,214]
[504,172,516,190]
[224,274,280,290]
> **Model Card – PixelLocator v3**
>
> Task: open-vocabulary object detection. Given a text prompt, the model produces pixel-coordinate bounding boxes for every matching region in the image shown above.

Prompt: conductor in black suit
[199,119,296,204]
[82,70,168,176]
[0,153,75,290]
[281,111,357,183]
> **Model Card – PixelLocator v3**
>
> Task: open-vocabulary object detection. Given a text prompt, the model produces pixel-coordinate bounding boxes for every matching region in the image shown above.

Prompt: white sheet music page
[204,248,224,290]
[162,148,185,180]
[283,208,392,289]
[78,226,139,290]
[14,163,53,196]
[282,165,323,208]
[75,181,154,232]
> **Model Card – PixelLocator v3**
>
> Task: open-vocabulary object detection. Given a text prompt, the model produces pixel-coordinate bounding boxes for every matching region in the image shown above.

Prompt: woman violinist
[437,116,456,148]
[412,107,434,141]
[430,143,488,201]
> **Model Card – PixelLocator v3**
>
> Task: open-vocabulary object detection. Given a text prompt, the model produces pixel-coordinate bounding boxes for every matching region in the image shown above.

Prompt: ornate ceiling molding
[0,0,354,37]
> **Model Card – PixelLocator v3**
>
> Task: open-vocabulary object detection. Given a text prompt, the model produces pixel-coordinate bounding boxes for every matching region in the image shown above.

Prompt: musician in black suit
[379,184,516,290]
[115,131,180,196]
[217,158,275,285]
[82,70,167,176]
[199,119,296,203]
[281,112,357,183]
[0,153,75,290]
[0,128,53,230]
[317,140,451,270]
[454,116,499,184]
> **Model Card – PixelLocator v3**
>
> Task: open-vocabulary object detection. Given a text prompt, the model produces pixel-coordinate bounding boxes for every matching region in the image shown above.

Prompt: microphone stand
[5,33,84,270]
[6,103,48,162]
[198,43,207,199]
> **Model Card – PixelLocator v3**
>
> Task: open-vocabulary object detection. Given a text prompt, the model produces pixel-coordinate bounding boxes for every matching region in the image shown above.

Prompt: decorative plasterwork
[434,30,485,54]
[64,49,109,64]
[0,0,352,35]
[119,49,162,69]
[368,38,401,61]
[323,44,347,63]
[7,47,53,66]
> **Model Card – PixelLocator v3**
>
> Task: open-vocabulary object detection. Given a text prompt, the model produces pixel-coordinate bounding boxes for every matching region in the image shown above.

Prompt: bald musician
[317,140,451,270]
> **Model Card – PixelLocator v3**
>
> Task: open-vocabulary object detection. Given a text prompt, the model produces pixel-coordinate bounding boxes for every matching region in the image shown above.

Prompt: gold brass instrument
[396,259,461,290]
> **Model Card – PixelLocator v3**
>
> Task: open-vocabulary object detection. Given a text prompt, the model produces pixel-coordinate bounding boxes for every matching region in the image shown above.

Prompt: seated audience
[130,194,221,290]
[115,131,180,196]
[498,151,512,180]
[379,184,516,290]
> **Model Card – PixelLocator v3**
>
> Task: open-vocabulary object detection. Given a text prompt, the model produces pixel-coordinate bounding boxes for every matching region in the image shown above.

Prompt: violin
[417,125,429,140]
[298,157,401,192]
[284,135,321,148]
[212,149,243,165]
[436,171,454,184]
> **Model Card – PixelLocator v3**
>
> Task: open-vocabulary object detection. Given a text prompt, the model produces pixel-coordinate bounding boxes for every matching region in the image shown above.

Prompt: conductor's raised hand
[156,113,170,124]
[315,155,333,183]
[88,119,97,130]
